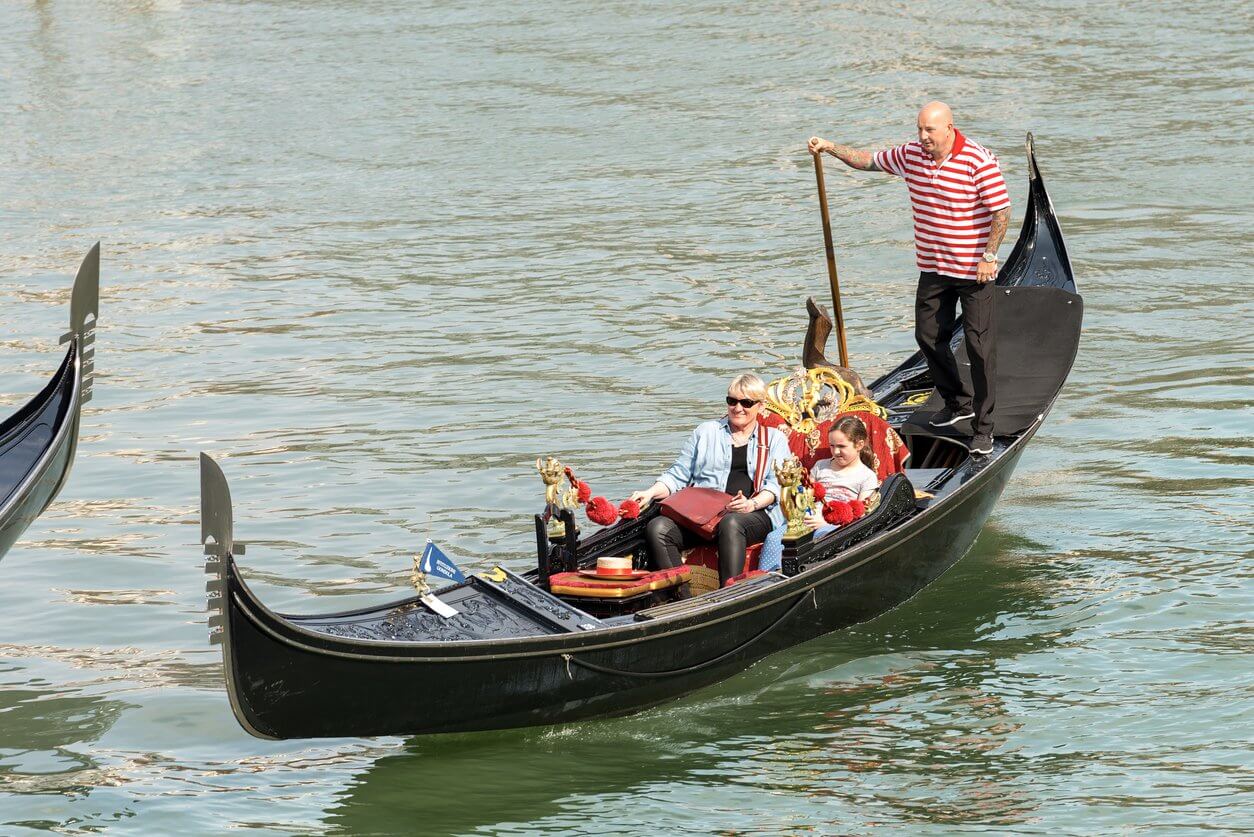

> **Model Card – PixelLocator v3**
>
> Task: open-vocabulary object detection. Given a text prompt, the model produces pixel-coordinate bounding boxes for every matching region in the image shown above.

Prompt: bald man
[808,103,1011,455]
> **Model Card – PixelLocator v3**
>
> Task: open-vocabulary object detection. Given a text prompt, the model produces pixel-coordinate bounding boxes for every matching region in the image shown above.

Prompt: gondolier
[808,101,1011,454]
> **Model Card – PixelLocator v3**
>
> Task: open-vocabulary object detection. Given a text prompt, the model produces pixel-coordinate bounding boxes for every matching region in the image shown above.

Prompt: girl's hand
[805,509,825,530]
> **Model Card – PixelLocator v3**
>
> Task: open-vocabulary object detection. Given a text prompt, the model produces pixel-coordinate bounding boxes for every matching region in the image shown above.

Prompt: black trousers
[915,271,997,436]
[645,510,773,586]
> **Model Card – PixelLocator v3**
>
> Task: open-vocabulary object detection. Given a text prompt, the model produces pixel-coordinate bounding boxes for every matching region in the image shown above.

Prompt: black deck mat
[902,286,1082,438]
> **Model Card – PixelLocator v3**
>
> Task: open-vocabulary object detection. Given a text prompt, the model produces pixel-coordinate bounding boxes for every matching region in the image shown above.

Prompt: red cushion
[682,543,762,572]
[549,566,691,598]
[763,410,910,479]
[725,569,770,587]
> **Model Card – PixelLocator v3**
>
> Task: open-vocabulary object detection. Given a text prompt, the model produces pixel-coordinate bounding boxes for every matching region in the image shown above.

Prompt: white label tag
[421,593,459,619]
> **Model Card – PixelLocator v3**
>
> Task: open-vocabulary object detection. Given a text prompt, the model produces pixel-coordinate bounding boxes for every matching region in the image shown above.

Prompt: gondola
[201,135,1081,740]
[0,244,100,562]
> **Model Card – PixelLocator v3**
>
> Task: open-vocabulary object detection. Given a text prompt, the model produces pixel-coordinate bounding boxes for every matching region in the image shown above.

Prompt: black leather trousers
[645,510,773,585]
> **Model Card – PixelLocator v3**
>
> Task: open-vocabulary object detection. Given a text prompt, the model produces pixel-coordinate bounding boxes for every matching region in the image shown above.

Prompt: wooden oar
[811,150,850,368]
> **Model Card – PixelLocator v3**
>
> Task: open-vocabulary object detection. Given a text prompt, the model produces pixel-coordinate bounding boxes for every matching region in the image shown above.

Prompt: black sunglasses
[725,396,760,408]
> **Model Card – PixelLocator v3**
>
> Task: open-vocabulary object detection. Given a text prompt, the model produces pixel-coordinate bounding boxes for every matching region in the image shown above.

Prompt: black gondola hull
[219,433,1026,739]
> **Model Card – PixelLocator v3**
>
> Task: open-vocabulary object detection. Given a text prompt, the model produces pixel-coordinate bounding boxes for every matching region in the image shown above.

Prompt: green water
[0,1,1250,833]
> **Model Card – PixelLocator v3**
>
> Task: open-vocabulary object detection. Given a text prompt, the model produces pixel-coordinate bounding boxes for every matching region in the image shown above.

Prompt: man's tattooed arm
[985,208,1011,253]
[827,144,880,171]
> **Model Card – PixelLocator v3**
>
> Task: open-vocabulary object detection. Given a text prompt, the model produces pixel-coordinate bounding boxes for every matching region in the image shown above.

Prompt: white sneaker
[929,407,975,427]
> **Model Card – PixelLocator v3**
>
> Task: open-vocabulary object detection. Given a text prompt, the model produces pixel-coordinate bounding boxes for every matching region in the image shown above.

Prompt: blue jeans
[757,523,838,571]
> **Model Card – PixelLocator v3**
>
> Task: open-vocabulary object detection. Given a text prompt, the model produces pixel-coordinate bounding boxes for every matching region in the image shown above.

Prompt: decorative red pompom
[812,482,827,502]
[576,481,592,503]
[586,496,617,526]
[849,499,865,518]
[618,499,641,520]
[823,501,854,526]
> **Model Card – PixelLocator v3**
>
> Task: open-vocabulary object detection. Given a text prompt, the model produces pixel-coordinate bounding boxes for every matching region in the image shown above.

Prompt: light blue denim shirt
[657,417,792,526]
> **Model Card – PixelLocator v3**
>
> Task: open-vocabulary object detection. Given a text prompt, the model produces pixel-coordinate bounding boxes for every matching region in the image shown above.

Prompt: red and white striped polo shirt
[873,129,1011,280]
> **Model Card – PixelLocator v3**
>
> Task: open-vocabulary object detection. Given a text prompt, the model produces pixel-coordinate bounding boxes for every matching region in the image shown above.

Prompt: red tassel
[576,481,592,504]
[849,499,865,518]
[823,501,854,526]
[812,482,827,502]
[586,496,617,526]
[618,499,641,520]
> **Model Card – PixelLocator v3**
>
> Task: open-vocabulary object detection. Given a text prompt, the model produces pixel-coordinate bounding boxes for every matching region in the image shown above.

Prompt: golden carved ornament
[865,489,882,513]
[537,456,579,539]
[764,367,889,452]
[536,457,578,511]
[774,456,816,541]
[410,555,432,595]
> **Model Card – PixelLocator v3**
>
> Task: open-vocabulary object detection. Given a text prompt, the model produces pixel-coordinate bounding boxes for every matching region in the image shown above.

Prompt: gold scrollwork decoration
[536,457,579,511]
[411,556,431,596]
[537,456,579,539]
[764,367,888,453]
[775,456,815,541]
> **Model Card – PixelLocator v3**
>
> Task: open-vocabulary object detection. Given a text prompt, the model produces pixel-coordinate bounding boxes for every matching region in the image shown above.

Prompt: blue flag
[419,540,466,584]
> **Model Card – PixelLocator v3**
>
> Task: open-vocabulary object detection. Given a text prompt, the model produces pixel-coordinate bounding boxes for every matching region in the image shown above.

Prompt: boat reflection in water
[200,136,1081,740]
[0,244,100,562]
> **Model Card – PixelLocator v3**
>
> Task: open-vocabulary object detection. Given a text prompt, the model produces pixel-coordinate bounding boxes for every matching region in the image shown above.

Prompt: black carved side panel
[314,597,549,642]
[307,583,558,643]
[489,569,598,631]
[783,474,918,575]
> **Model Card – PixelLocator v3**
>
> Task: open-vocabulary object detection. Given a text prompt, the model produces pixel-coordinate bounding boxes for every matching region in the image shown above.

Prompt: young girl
[757,416,879,572]
[809,415,878,505]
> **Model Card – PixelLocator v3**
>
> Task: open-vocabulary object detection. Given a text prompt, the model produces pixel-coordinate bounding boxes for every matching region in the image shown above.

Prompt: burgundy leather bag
[659,425,770,539]
[659,486,733,539]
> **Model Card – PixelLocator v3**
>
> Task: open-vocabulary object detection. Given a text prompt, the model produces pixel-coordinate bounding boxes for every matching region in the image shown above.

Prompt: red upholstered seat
[725,569,770,587]
[683,543,763,573]
[759,411,827,470]
[549,566,691,598]
[760,409,908,479]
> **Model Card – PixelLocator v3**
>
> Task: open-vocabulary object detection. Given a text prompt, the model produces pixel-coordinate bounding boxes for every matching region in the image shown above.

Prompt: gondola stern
[1025,132,1040,183]
[71,242,101,338]
[47,243,101,505]
[994,135,1076,294]
[1024,134,1076,293]
[199,452,279,740]
[61,242,100,350]
[200,452,237,557]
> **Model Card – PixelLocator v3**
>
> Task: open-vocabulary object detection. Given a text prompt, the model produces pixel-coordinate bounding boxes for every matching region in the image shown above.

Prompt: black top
[725,444,754,497]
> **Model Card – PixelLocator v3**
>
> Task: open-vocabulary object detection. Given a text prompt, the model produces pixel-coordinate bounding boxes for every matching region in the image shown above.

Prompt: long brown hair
[829,416,875,470]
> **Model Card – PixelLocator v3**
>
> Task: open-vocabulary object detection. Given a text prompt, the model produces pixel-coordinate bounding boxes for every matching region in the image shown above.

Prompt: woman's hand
[805,508,825,530]
[629,482,668,507]
[725,491,756,514]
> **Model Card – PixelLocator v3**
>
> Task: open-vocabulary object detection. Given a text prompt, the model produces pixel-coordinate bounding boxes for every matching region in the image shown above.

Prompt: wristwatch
[981,251,997,263]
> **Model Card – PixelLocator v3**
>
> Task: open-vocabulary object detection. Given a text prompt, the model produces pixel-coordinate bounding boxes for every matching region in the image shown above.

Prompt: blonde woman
[629,374,792,586]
